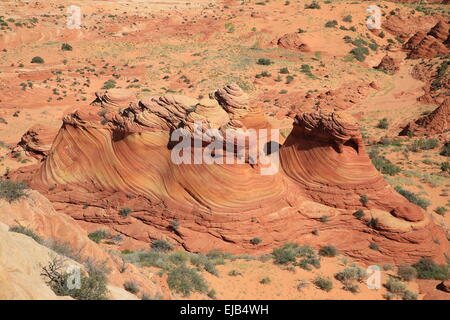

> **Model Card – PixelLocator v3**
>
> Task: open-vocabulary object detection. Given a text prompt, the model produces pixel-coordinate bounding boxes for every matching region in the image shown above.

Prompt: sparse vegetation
[0,179,27,202]
[313,276,333,292]
[151,239,174,252]
[42,257,110,300]
[31,56,44,64]
[167,265,208,296]
[123,280,140,294]
[319,246,338,257]
[9,225,42,244]
[395,186,430,210]
[412,257,450,280]
[88,230,111,244]
[397,265,417,282]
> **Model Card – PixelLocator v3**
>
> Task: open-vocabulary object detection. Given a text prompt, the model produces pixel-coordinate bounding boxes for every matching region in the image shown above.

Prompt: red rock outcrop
[382,14,443,40]
[374,55,400,74]
[273,33,311,52]
[10,85,449,265]
[399,98,449,137]
[13,124,59,160]
[404,20,449,59]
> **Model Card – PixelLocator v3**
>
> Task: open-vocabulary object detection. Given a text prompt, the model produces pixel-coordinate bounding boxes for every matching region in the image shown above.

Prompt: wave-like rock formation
[11,85,449,265]
[399,98,449,137]
[404,21,449,59]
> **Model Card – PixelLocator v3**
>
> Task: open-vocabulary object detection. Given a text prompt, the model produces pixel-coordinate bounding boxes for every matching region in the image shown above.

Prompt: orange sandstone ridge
[10,85,449,265]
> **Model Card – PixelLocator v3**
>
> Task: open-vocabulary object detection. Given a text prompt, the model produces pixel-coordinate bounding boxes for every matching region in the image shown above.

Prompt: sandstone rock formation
[13,124,59,160]
[10,85,449,265]
[375,55,400,74]
[404,21,449,59]
[273,33,311,52]
[399,98,449,137]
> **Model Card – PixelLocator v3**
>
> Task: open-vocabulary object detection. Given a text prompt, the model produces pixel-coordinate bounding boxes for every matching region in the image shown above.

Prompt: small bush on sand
[167,265,208,296]
[397,265,417,282]
[314,276,333,292]
[319,245,339,257]
[31,56,44,64]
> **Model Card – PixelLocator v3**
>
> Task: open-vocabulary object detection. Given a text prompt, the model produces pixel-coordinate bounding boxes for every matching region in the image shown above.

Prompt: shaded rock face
[10,85,449,265]
[399,98,449,137]
[274,33,311,52]
[375,55,400,74]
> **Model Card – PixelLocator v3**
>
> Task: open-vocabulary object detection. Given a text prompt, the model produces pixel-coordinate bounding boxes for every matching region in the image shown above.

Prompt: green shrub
[360,195,368,206]
[61,43,73,51]
[314,276,333,292]
[385,277,406,295]
[342,15,352,22]
[119,207,132,217]
[402,289,418,300]
[31,56,44,64]
[305,1,321,9]
[350,46,369,62]
[395,186,430,210]
[88,230,111,244]
[279,67,289,74]
[228,270,242,276]
[43,240,82,262]
[335,266,367,282]
[367,218,379,229]
[440,143,450,157]
[412,258,450,280]
[9,225,42,244]
[250,237,262,245]
[102,79,116,89]
[369,150,401,176]
[325,20,338,28]
[319,246,339,257]
[123,280,140,294]
[440,162,450,172]
[397,265,417,282]
[260,277,271,284]
[256,58,272,66]
[167,265,208,296]
[353,209,364,219]
[272,243,299,264]
[435,206,447,216]
[409,138,439,152]
[151,239,173,252]
[376,118,389,129]
[369,242,379,251]
[167,251,189,265]
[170,219,180,230]
[42,257,110,300]
[0,179,27,202]
[319,215,330,223]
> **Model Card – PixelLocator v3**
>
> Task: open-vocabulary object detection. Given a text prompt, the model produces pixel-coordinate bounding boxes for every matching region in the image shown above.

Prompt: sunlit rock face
[11,84,449,264]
